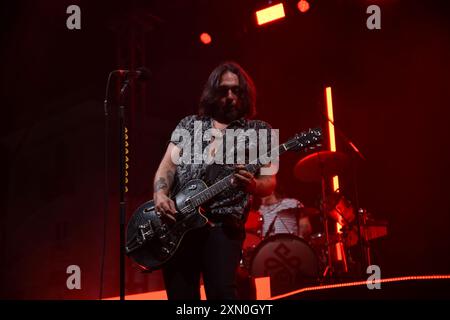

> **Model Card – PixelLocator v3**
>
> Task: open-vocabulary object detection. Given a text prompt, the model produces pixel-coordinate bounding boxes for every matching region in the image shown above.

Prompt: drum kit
[238,150,387,297]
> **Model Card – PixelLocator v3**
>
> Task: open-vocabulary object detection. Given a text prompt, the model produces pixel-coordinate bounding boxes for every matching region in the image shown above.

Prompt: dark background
[1,0,449,299]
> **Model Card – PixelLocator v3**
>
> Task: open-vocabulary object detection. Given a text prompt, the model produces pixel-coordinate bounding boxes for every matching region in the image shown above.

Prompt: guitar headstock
[288,127,323,152]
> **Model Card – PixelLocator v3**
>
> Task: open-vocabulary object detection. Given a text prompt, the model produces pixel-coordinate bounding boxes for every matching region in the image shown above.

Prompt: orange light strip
[256,3,285,26]
[326,87,336,153]
[325,86,344,264]
[270,274,450,300]
[103,290,167,300]
[325,87,340,193]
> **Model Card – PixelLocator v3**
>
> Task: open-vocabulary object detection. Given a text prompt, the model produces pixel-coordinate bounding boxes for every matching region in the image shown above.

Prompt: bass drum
[249,234,319,297]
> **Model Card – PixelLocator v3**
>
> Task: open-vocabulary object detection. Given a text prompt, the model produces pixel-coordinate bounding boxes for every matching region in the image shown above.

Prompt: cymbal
[294,151,349,182]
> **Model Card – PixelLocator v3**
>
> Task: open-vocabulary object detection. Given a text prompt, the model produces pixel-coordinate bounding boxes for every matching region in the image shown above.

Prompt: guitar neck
[189,140,295,208]
[189,174,234,208]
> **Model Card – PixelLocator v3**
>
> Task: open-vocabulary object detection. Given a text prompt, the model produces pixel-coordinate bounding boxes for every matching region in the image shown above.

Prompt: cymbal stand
[319,166,334,281]
[359,208,372,266]
[323,113,367,277]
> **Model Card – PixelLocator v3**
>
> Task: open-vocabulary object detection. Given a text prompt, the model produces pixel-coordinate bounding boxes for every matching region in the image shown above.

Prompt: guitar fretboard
[189,142,293,208]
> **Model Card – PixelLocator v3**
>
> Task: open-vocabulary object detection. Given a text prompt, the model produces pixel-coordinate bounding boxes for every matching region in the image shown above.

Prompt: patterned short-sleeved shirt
[169,114,274,229]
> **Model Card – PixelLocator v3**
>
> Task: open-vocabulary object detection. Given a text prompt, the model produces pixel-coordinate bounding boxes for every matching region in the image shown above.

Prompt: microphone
[113,67,151,81]
[104,67,151,114]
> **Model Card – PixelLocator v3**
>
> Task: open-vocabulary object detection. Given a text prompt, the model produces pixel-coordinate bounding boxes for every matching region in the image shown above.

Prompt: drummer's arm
[299,217,313,238]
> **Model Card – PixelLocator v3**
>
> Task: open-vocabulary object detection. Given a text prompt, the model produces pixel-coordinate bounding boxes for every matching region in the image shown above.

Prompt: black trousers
[162,224,244,300]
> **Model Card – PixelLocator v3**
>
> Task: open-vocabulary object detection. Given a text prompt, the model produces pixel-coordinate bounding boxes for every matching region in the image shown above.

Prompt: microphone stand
[319,161,334,281]
[105,70,149,299]
[118,79,130,300]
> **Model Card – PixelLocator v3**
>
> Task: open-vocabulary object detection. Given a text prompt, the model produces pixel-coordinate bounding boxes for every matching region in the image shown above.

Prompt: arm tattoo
[154,170,176,192]
[154,177,168,192]
[167,170,175,187]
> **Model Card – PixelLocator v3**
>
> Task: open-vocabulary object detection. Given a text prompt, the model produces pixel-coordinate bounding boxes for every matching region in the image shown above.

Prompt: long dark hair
[199,61,256,119]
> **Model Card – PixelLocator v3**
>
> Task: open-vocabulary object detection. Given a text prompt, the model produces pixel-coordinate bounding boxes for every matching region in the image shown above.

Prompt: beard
[212,99,245,124]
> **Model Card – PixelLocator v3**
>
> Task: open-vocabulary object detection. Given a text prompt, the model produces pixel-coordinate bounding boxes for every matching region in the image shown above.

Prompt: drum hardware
[294,151,351,279]
[313,113,371,277]
[245,210,264,234]
[239,128,378,286]
[239,144,387,290]
[326,190,356,227]
[243,210,264,251]
[294,151,349,183]
[242,210,264,269]
[346,208,388,266]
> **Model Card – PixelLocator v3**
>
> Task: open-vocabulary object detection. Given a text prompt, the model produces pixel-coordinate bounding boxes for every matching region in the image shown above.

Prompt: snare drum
[249,234,319,296]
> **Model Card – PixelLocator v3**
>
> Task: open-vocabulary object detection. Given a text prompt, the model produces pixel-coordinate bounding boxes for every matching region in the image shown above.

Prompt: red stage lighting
[199,32,212,45]
[297,0,310,13]
[255,3,286,26]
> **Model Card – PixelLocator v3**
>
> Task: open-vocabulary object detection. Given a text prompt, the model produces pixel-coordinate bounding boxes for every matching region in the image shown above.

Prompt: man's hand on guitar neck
[233,165,257,193]
[233,165,276,197]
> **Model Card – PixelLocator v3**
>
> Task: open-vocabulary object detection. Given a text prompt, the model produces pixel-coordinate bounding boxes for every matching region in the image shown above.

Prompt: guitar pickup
[184,197,192,207]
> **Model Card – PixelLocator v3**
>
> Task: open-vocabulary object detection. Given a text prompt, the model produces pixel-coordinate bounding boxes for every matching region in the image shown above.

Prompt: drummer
[237,190,314,299]
[257,190,313,240]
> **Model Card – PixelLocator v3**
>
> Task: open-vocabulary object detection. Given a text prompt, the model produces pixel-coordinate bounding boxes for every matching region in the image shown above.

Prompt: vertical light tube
[325,87,346,264]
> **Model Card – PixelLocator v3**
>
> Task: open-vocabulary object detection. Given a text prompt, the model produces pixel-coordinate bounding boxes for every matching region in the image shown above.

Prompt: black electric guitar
[125,128,322,271]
